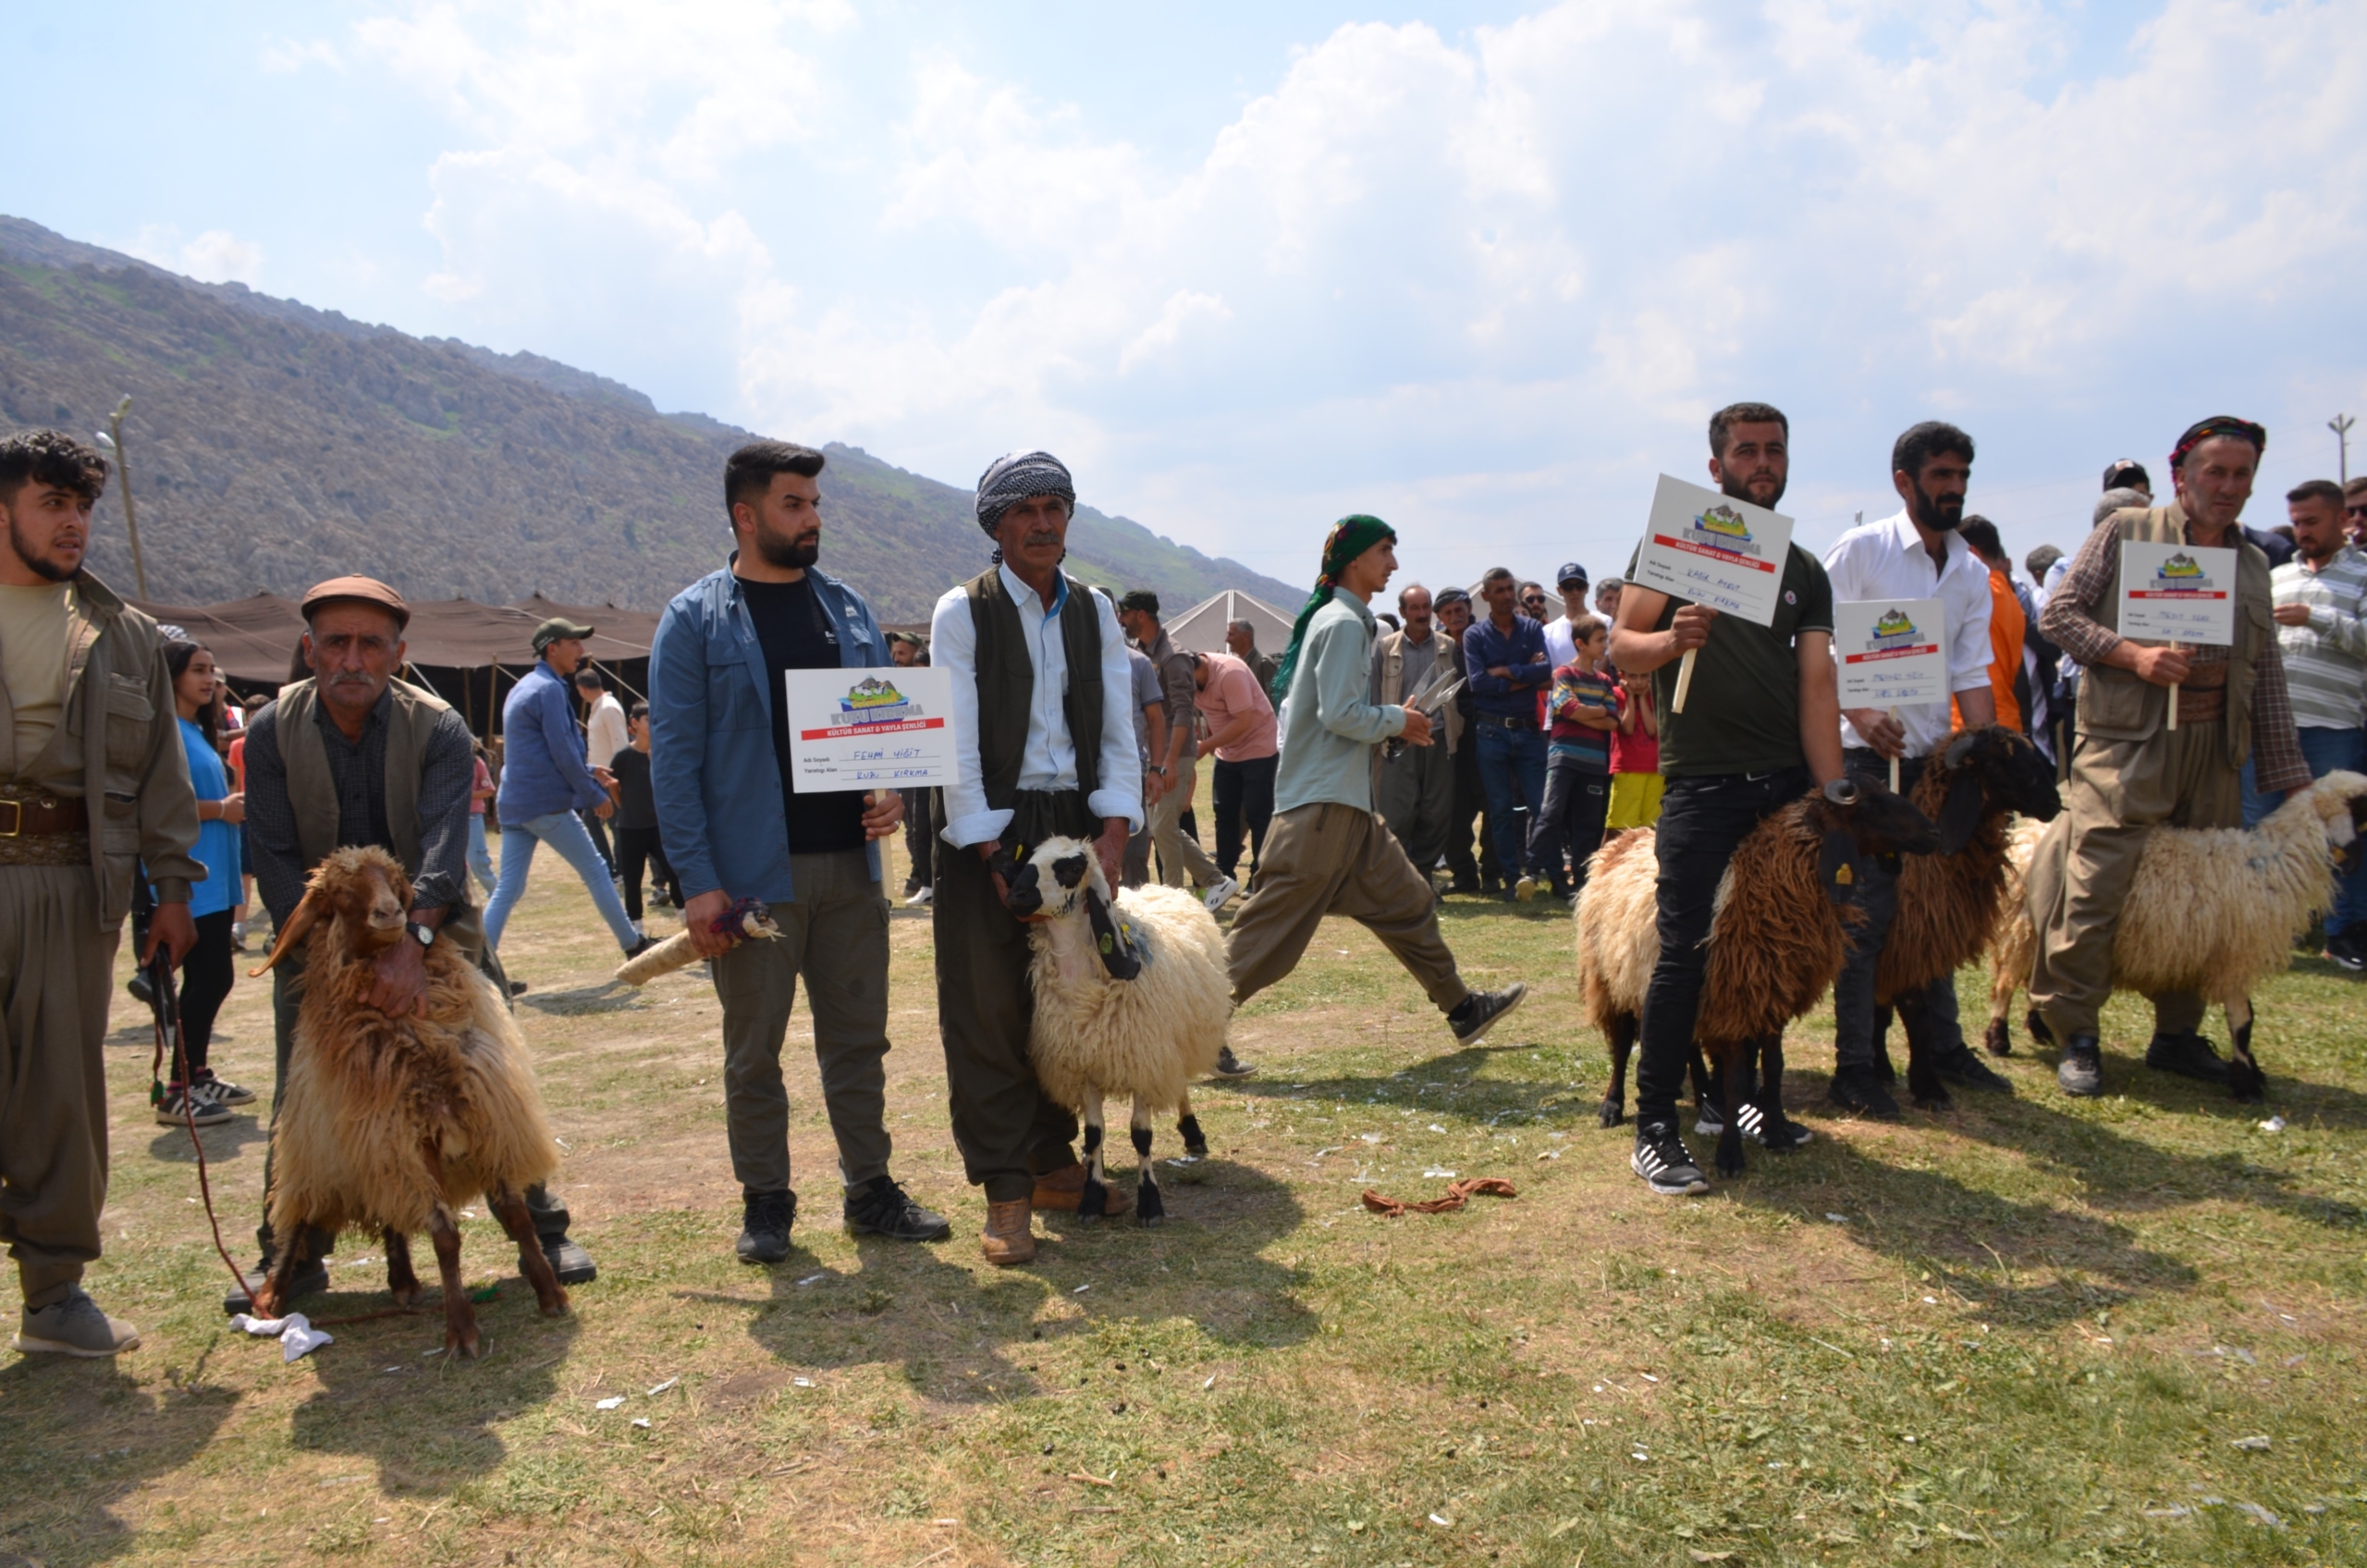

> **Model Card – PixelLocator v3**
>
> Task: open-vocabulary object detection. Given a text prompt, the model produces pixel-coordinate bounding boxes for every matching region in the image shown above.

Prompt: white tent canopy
[1165,588,1294,657]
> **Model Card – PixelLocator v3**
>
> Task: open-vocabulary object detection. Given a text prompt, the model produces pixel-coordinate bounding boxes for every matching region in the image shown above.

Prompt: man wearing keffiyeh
[2029,416,2313,1097]
[1221,515,1528,1047]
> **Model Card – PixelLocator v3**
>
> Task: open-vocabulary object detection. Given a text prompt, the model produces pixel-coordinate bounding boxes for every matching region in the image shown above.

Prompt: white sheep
[1008,837,1232,1225]
[1985,769,2367,1099]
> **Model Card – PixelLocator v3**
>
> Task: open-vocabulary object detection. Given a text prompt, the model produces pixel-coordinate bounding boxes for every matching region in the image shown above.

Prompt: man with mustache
[648,440,947,1265]
[232,573,597,1309]
[1371,581,1461,884]
[1,430,202,1356]
[1610,401,1846,1195]
[1820,422,2009,1119]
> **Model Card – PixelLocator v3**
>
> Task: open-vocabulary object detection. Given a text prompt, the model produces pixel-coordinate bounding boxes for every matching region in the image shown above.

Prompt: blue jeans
[2238,756,2277,828]
[467,815,497,897]
[2298,727,2367,935]
[484,808,643,952]
[1474,719,1550,879]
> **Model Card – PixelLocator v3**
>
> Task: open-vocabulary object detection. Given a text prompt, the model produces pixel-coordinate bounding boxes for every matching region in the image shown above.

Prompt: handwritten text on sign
[785,666,958,789]
[1630,474,1797,627]
[1833,598,1948,707]
[2118,542,2237,645]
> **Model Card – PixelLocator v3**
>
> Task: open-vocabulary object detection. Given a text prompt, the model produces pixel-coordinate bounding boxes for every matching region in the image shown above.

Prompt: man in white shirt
[928,451,1145,1264]
[1541,562,1591,672]
[1820,422,2008,1116]
[574,667,628,876]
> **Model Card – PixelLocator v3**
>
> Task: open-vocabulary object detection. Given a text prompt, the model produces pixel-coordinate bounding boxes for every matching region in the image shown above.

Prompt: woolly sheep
[1009,837,1231,1225]
[1576,781,1940,1177]
[1983,769,2367,1100]
[251,846,569,1355]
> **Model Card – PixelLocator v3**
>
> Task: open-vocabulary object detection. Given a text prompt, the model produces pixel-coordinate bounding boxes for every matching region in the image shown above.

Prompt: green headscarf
[1270,513,1397,701]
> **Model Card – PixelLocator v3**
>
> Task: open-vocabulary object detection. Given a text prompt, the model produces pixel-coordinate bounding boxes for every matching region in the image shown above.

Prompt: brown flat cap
[300,575,410,630]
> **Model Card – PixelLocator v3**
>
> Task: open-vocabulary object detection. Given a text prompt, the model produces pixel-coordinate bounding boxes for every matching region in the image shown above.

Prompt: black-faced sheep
[251,847,569,1355]
[1006,837,1231,1225]
[1576,780,1941,1176]
[1983,769,2367,1100]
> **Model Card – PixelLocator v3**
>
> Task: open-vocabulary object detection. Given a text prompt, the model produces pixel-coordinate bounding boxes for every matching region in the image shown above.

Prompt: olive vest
[276,678,488,962]
[962,568,1104,809]
[2074,503,2275,771]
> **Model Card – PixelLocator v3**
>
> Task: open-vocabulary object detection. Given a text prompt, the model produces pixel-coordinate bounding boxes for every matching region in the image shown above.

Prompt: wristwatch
[404,919,435,949]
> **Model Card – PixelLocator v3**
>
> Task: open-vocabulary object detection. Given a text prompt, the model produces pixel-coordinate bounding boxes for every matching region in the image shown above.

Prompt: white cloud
[126,224,265,286]
[259,36,342,73]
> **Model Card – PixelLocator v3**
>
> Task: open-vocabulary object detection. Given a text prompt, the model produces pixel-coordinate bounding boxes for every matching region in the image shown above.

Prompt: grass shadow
[145,1115,269,1164]
[1222,1044,1581,1128]
[517,980,643,1017]
[0,1360,236,1562]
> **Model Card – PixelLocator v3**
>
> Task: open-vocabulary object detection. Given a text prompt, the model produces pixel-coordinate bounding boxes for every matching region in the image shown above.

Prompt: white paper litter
[1072,1283,1091,1294]
[646,1378,678,1396]
[1423,1169,1458,1179]
[1358,1133,1382,1144]
[2230,1435,2272,1452]
[1825,1212,1848,1223]
[2233,1501,2286,1528]
[1428,1513,1452,1527]
[792,1377,814,1388]
[797,1273,827,1286]
[632,1418,652,1430]
[228,1311,335,1362]
[2258,1116,2287,1133]
[1428,1123,1447,1133]
[595,1396,626,1411]
[1202,1375,1216,1390]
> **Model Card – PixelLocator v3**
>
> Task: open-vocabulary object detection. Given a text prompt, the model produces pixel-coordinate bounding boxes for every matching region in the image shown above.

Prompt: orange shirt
[1952,569,2023,731]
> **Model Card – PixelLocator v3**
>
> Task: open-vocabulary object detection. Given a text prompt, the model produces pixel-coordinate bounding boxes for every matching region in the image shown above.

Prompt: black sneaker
[2144,1030,2229,1084]
[2324,930,2367,972]
[1631,1121,1711,1195]
[153,1083,233,1128]
[1933,1043,2014,1094]
[1693,1096,1726,1137]
[1826,1064,1901,1119]
[1448,983,1527,1045]
[623,936,661,960]
[541,1233,597,1284]
[1212,1046,1257,1078]
[194,1069,257,1108]
[2057,1035,2104,1097]
[843,1176,951,1242]
[1734,1102,1814,1150]
[222,1256,328,1316]
[736,1190,797,1264]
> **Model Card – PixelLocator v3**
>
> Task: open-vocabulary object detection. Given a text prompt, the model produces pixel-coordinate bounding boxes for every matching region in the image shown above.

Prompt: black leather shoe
[1826,1064,1901,1119]
[1448,983,1527,1044]
[2058,1035,2104,1097]
[541,1233,597,1284]
[223,1256,327,1316]
[1933,1043,2014,1094]
[843,1176,952,1242]
[2145,1030,2230,1084]
[1212,1046,1257,1078]
[736,1190,796,1264]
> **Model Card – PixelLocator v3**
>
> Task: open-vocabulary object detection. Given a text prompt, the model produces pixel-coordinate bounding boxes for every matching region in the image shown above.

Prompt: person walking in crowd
[1123,636,1165,888]
[1611,402,1844,1195]
[1192,645,1279,887]
[1821,422,2010,1119]
[1954,516,2029,733]
[609,702,679,924]
[1606,668,1662,833]
[2030,417,2315,1096]
[466,741,497,896]
[483,617,654,963]
[1117,591,1237,912]
[928,451,1146,1264]
[1227,618,1280,701]
[152,639,254,1128]
[1536,615,1616,903]
[1224,516,1528,1057]
[232,575,595,1308]
[1541,562,1592,672]
[1371,582,1461,886]
[2269,478,2367,969]
[1464,566,1554,900]
[1433,586,1500,894]
[575,666,628,876]
[0,430,200,1358]
[649,440,948,1263]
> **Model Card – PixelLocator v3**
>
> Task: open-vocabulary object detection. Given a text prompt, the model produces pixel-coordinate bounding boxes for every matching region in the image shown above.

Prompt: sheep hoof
[448,1328,484,1360]
[1597,1100,1625,1129]
[1983,1020,2014,1058]
[2025,1009,2054,1047]
[1911,1084,1955,1112]
[1134,1207,1165,1229]
[389,1283,421,1308]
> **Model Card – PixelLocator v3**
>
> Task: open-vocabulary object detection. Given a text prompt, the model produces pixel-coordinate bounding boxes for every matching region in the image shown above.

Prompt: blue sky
[10,1,2363,592]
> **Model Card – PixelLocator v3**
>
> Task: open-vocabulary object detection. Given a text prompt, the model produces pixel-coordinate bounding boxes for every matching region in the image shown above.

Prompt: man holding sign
[1821,422,2010,1116]
[649,440,949,1267]
[2030,417,2312,1096]
[1611,402,1846,1195]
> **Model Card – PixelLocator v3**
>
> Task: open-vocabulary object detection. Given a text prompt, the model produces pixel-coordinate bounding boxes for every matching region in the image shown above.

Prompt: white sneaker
[905,886,934,908]
[1202,876,1241,913]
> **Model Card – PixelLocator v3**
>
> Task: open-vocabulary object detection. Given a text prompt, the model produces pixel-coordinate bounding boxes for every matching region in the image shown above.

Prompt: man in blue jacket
[649,440,950,1265]
[1464,565,1555,900]
[483,617,654,970]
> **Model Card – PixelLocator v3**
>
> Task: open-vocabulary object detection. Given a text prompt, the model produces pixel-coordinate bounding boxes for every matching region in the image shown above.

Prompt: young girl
[1607,671,1663,833]
[153,641,253,1125]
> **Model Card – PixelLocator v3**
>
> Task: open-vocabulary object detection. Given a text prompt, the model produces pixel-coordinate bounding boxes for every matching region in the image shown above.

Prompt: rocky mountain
[0,215,1301,622]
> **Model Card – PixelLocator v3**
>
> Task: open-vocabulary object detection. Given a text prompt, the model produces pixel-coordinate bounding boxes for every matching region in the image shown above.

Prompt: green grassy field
[3,802,2362,1567]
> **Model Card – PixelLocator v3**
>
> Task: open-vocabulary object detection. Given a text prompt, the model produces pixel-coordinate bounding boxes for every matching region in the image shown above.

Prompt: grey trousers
[0,866,118,1308]
[711,848,894,1196]
[1375,741,1456,873]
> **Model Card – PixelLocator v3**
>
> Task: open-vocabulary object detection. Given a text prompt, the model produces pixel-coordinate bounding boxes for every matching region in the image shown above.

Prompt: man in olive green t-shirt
[1608,402,1849,1198]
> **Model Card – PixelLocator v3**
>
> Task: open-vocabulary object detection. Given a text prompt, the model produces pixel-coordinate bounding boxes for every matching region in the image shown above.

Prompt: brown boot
[981,1198,1036,1266]
[1031,1161,1133,1219]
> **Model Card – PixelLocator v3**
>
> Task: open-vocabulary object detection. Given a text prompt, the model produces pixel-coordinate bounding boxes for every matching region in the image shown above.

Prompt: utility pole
[93,395,148,598]
[2333,413,2356,486]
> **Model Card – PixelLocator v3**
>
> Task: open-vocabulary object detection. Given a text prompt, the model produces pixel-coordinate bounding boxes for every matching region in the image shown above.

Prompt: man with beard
[648,441,948,1265]
[0,430,200,1356]
[1820,423,2009,1119]
[1610,402,1846,1195]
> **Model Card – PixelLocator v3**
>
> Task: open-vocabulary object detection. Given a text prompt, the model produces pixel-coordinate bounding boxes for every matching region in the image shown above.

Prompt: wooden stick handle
[1672,647,1698,714]
[1887,707,1901,793]
[2166,683,2179,731]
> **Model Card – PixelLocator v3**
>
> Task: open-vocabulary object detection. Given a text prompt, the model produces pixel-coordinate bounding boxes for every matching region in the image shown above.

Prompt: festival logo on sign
[1686,503,1763,557]
[1869,607,1920,651]
[815,675,931,733]
[2151,552,2214,594]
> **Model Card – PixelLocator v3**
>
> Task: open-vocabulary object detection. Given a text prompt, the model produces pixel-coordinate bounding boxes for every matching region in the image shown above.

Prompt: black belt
[1474,713,1538,730]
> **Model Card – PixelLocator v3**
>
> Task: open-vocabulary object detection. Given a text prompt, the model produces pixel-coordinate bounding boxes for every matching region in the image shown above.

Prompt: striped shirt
[2271,545,2367,730]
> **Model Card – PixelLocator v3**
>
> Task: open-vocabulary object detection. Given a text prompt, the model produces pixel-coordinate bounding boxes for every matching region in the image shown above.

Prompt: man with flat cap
[227,574,596,1310]
[2030,417,2313,1096]
[483,613,656,967]
[930,450,1144,1264]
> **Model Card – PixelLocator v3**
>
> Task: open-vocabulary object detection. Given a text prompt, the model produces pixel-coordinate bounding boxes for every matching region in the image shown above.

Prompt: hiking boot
[223,1256,328,1316]
[2057,1035,2105,1097]
[194,1068,256,1108]
[2145,1030,2230,1084]
[981,1198,1036,1266]
[1212,1045,1257,1079]
[15,1288,139,1357]
[736,1190,797,1264]
[843,1176,951,1242]
[1032,1162,1133,1219]
[1448,983,1527,1045]
[154,1082,233,1128]
[541,1232,597,1284]
[1631,1121,1710,1195]
[1826,1064,1901,1119]
[1933,1043,2014,1094]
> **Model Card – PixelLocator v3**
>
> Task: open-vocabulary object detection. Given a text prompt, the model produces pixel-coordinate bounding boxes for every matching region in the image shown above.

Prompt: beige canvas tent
[1164,589,1293,658]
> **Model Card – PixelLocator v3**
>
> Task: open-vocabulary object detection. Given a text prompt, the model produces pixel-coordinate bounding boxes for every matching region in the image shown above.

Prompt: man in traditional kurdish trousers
[2030,417,2314,1096]
[1370,582,1462,884]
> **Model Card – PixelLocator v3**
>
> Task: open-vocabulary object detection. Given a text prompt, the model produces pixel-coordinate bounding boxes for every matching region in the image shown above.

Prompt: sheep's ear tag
[1085,888,1145,981]
[1818,830,1858,904]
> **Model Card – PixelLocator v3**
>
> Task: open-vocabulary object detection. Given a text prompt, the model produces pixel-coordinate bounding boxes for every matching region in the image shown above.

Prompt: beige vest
[2074,503,2275,770]
[1374,629,1464,754]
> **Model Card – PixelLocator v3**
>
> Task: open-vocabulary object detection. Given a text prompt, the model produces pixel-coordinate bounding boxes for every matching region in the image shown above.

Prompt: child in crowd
[468,741,498,896]
[1607,670,1662,834]
[1535,616,1617,902]
[608,702,679,927]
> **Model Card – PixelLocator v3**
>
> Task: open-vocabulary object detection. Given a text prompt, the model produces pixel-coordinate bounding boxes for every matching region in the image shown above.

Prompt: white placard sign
[1833,598,1948,707]
[2118,542,2238,645]
[1631,474,1797,626]
[784,667,957,789]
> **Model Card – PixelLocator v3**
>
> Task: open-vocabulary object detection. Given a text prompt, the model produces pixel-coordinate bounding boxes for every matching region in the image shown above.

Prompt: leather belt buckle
[0,799,18,837]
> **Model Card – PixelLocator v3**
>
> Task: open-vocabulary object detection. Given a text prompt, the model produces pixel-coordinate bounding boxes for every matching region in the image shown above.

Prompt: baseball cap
[1554,561,1589,589]
[532,615,595,654]
[300,575,411,631]
[2102,459,2151,492]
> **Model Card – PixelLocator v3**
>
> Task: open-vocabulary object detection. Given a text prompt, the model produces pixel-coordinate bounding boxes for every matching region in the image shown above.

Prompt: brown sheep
[250,846,568,1356]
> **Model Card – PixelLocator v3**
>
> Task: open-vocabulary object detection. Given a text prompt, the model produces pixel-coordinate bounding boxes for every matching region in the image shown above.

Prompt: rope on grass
[1359,1176,1518,1218]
